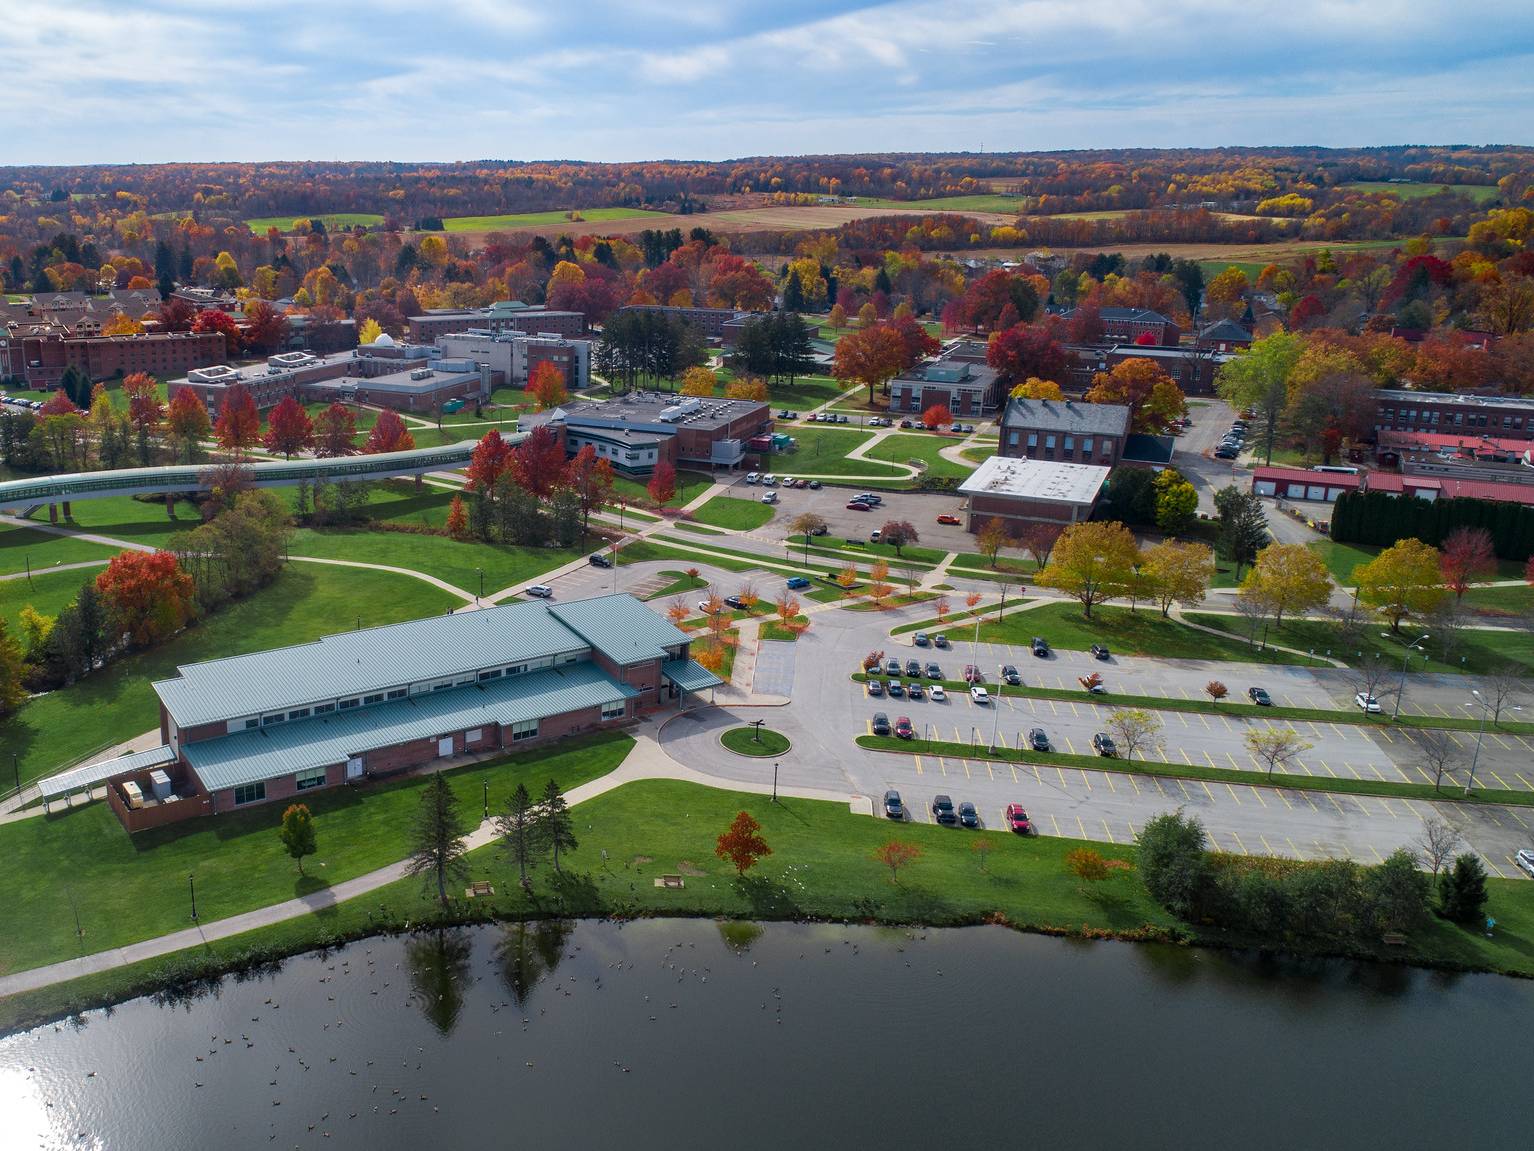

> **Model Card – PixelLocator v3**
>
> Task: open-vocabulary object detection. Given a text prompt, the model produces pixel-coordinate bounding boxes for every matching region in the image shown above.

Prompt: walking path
[0,729,862,1001]
[0,558,108,582]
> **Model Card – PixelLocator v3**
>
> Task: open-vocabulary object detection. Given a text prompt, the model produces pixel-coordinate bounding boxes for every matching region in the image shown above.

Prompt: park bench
[1381,932,1408,947]
[464,880,495,898]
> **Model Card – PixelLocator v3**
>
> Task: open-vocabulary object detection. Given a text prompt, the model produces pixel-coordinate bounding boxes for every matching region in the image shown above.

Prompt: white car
[698,600,724,614]
[526,584,553,599]
[1516,849,1534,879]
[970,686,990,705]
[1355,692,1382,713]
[763,474,777,486]
[929,685,947,702]
[745,472,760,484]
[761,491,778,504]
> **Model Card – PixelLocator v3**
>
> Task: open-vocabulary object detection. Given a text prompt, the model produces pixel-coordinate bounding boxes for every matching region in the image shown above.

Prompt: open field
[850,193,1026,213]
[1341,181,1501,204]
[2,566,98,637]
[942,237,1441,267]
[0,565,459,789]
[0,525,120,575]
[689,495,776,532]
[245,213,384,232]
[288,527,582,596]
[864,433,972,481]
[777,427,905,477]
[440,207,662,232]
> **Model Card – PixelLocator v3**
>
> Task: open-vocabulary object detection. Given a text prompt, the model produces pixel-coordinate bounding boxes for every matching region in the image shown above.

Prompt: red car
[1005,804,1034,835]
[936,513,961,525]
[846,500,871,511]
[894,716,913,739]
[962,664,983,683]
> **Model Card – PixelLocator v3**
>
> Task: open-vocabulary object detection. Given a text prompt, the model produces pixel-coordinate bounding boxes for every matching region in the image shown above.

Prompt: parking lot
[724,476,974,550]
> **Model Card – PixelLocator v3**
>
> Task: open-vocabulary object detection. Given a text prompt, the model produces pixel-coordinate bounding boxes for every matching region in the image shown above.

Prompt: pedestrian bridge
[0,438,507,509]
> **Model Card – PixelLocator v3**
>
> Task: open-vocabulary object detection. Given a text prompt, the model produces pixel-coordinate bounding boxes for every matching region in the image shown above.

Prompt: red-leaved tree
[987,324,1067,388]
[262,395,314,459]
[565,444,615,533]
[192,308,242,358]
[510,426,567,498]
[364,409,415,454]
[1439,526,1496,599]
[715,811,772,876]
[445,494,468,538]
[213,384,261,457]
[166,388,211,462]
[467,429,513,491]
[95,551,196,647]
[922,404,953,430]
[647,460,677,505]
[313,402,358,457]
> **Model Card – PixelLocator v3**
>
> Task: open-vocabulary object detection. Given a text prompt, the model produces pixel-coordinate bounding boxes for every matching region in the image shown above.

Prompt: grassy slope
[778,427,904,477]
[689,495,776,531]
[852,194,1025,213]
[864,433,972,480]
[0,526,120,576]
[440,207,660,231]
[0,733,633,976]
[1341,181,1501,203]
[1,565,460,788]
[244,213,384,231]
[287,527,581,596]
[2,566,99,636]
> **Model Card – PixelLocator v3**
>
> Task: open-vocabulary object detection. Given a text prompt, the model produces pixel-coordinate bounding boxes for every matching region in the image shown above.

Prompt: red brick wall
[109,762,211,833]
[966,493,1080,532]
[591,652,664,710]
[179,719,230,745]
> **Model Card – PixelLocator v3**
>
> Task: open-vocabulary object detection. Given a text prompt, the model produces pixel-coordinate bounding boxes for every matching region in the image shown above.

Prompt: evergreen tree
[405,771,472,908]
[782,270,805,312]
[153,240,176,298]
[1438,853,1489,924]
[549,487,581,548]
[1214,485,1270,578]
[536,779,578,872]
[496,783,542,886]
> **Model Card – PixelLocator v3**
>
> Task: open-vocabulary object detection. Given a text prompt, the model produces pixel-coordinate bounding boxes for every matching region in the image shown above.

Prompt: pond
[1,920,1527,1149]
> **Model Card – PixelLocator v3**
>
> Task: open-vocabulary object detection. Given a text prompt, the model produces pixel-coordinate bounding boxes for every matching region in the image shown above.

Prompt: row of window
[1383,408,1527,430]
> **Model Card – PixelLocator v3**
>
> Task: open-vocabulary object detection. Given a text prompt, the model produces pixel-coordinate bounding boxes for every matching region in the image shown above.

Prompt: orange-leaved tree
[832,323,906,404]
[166,388,211,463]
[873,840,921,883]
[715,811,772,875]
[262,395,314,460]
[527,360,569,411]
[445,494,469,538]
[922,404,953,430]
[96,551,196,647]
[364,409,415,454]
[213,384,260,457]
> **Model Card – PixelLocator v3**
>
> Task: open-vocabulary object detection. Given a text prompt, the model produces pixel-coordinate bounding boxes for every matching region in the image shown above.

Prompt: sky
[4,0,1532,165]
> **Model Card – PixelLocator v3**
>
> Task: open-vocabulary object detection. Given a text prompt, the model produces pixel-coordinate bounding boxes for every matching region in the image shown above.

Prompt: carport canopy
[37,744,176,804]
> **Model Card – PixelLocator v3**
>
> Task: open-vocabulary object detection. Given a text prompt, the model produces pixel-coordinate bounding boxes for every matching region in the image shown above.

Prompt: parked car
[936,513,961,525]
[870,530,882,544]
[913,632,930,647]
[699,599,724,614]
[867,679,884,697]
[763,474,777,486]
[969,685,990,704]
[1001,664,1021,685]
[745,472,760,484]
[931,794,958,825]
[786,576,811,590]
[807,412,821,422]
[721,595,741,609]
[761,491,778,504]
[886,658,902,676]
[957,801,980,829]
[1248,686,1272,706]
[808,480,822,490]
[887,681,905,698]
[906,682,924,700]
[933,634,950,649]
[929,684,947,702]
[963,664,982,682]
[884,789,905,820]
[1355,692,1383,713]
[836,413,849,424]
[1027,727,1050,752]
[588,552,613,568]
[1005,804,1034,835]
[526,584,553,598]
[905,658,923,677]
[899,419,914,429]
[1214,447,1239,459]
[846,500,871,511]
[871,712,891,736]
[1092,732,1117,757]
[926,662,942,679]
[863,493,883,505]
[1516,848,1534,878]
[894,716,914,739]
[807,522,828,535]
[1031,636,1050,658]
[1089,643,1110,660]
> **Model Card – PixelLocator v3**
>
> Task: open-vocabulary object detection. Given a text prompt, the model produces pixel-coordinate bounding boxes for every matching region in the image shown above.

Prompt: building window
[479,668,502,681]
[1007,431,1019,446]
[1082,438,1093,455]
[602,700,626,720]
[233,782,266,806]
[386,688,407,700]
[314,702,335,715]
[511,718,539,742]
[1026,433,1038,448]
[294,767,326,792]
[338,698,359,710]
[243,718,259,730]
[261,713,284,726]
[363,693,384,705]
[288,707,310,721]
[1063,436,1074,452]
[1044,435,1056,450]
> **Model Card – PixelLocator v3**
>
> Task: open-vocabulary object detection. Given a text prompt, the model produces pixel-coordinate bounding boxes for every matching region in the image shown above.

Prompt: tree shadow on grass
[546,869,602,915]
[293,873,330,900]
[734,872,803,919]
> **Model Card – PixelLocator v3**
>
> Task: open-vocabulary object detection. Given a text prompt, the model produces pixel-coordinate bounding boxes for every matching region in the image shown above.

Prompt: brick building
[997,396,1130,467]
[1374,389,1534,442]
[616,304,754,341]
[2,330,226,388]
[437,331,591,391]
[406,302,586,343]
[958,455,1110,533]
[1064,344,1231,397]
[89,595,720,833]
[522,392,771,475]
[1195,318,1254,352]
[1067,306,1181,346]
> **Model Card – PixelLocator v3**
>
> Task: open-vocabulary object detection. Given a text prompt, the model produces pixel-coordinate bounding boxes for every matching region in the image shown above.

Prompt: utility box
[149,769,172,801]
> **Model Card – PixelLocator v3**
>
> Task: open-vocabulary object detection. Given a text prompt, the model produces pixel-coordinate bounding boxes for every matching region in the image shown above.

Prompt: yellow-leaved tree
[1354,538,1445,633]
[1035,521,1141,619]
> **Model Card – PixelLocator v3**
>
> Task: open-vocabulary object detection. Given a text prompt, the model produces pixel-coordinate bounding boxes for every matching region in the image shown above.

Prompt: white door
[346,757,364,780]
[437,737,454,758]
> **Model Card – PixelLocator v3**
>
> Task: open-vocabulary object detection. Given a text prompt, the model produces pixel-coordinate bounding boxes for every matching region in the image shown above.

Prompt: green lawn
[1307,539,1523,586]
[46,495,205,549]
[788,534,946,567]
[777,427,904,478]
[0,733,632,976]
[440,207,661,232]
[852,193,1025,213]
[643,570,710,601]
[1,565,460,789]
[2,566,99,637]
[1341,181,1501,204]
[720,727,791,756]
[864,433,973,481]
[616,539,763,574]
[689,495,776,532]
[953,551,1036,577]
[0,525,120,575]
[767,376,852,409]
[942,602,1309,664]
[1185,612,1534,676]
[609,469,712,508]
[288,527,580,597]
[1460,585,1533,617]
[245,213,384,232]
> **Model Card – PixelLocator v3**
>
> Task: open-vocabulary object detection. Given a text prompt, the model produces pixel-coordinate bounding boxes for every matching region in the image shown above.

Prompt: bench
[464,880,495,898]
[1381,932,1407,947]
[654,874,685,889]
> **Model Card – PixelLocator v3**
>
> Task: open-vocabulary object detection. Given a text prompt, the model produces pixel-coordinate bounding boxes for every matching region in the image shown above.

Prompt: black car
[588,552,613,568]
[931,794,958,826]
[926,662,942,679]
[913,632,930,647]
[872,712,891,736]
[933,634,950,649]
[1092,732,1117,757]
[906,659,923,678]
[1089,643,1110,660]
[957,801,980,829]
[1027,727,1050,752]
[724,595,745,609]
[808,480,821,490]
[1031,637,1050,658]
[1001,664,1021,685]
[1248,686,1273,706]
[883,789,905,820]
[1214,447,1238,460]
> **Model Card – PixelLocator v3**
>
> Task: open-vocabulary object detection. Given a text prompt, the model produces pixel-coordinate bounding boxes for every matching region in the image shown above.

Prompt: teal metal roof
[38,745,176,800]
[548,594,691,665]
[156,599,589,727]
[183,663,636,792]
[662,658,723,692]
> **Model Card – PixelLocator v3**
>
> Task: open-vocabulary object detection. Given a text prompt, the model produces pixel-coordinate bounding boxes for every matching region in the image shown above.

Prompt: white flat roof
[958,455,1110,506]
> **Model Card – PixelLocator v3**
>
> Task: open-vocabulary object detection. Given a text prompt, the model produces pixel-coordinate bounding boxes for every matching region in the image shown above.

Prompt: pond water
[1,920,1527,1150]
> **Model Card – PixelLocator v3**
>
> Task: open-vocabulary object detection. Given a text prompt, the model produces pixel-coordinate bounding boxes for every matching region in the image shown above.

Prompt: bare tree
[1353,655,1398,714]
[1232,587,1272,647]
[1414,728,1459,794]
[1481,663,1522,724]
[1106,708,1163,764]
[1243,727,1312,780]
[1427,599,1467,669]
[1020,522,1062,570]
[1414,813,1464,877]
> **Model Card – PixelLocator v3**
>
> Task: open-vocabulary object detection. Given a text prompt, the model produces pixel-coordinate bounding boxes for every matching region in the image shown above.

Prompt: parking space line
[1181,748,1194,766]
[1199,780,1215,802]
[1049,813,1062,837]
[1251,787,1268,808]
[938,758,948,777]
[1325,794,1347,816]
[1069,702,1081,718]
[1055,676,1068,690]
[1352,795,1372,816]
[1105,773,1117,793]
[963,760,972,779]
[1064,736,1077,755]
[1259,834,1276,855]
[1488,769,1512,790]
[1197,713,1211,731]
[1318,759,1337,778]
[1445,731,1467,748]
[913,755,923,776]
[1225,783,1242,805]
[1227,752,1241,771]
[1048,700,1058,716]
[1102,820,1115,843]
[1032,764,1042,786]
[1129,775,1141,795]
[1126,820,1137,841]
[986,761,995,781]
[1377,798,1398,818]
[1009,764,1018,784]
[1177,779,1192,800]
[1229,831,1248,855]
[1301,792,1319,812]
[1508,809,1529,829]
[1204,751,1218,769]
[1516,773,1534,791]
[1376,727,1394,743]
[1519,737,1534,754]
[1207,830,1221,852]
[1286,836,1303,857]
[1158,746,1170,763]
[1491,733,1514,751]
[1283,694,1299,707]
[1274,789,1293,809]
[1076,815,1088,839]
[1369,844,1385,864]
[1153,778,1170,798]
[1481,852,1510,880]
[1056,767,1068,789]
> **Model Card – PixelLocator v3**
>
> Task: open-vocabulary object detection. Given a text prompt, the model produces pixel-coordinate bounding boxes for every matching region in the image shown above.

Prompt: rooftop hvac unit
[410,368,434,381]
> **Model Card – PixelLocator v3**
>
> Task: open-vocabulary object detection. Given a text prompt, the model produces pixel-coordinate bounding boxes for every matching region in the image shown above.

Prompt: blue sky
[5,0,1531,164]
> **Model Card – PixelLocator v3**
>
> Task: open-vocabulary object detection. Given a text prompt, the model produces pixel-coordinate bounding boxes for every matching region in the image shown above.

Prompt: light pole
[188,873,198,922]
[1384,632,1430,721]
[989,663,1003,750]
[1465,690,1522,796]
[476,567,483,602]
[483,778,489,820]
[771,760,779,804]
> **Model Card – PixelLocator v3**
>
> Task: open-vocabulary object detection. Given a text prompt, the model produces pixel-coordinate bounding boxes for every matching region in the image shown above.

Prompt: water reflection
[404,928,474,1035]
[494,919,575,1007]
[716,920,764,954]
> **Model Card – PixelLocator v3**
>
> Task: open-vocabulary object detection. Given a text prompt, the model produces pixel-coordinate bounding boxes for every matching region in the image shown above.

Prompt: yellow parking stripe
[1102,820,1115,843]
[1056,767,1068,788]
[1508,809,1529,830]
[1181,748,1194,766]
[1009,764,1018,784]
[1491,733,1514,751]
[1177,779,1192,800]
[1064,736,1077,755]
[913,755,923,776]
[1127,820,1138,840]
[1488,769,1512,790]
[1325,794,1347,815]
[1369,844,1384,864]
[1229,831,1248,855]
[1105,773,1117,793]
[1227,752,1242,771]
[1226,783,1242,805]
[1076,815,1088,839]
[1129,775,1141,795]
[1205,751,1218,769]
[1199,780,1215,802]
[1318,759,1337,778]
[1259,834,1276,855]
[1252,788,1268,808]
[1050,813,1062,837]
[1198,713,1211,731]
[1516,773,1534,791]
[1286,836,1303,857]
[1274,789,1292,810]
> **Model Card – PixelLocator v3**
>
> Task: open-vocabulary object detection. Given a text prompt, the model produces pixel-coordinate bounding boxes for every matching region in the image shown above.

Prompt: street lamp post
[483,779,489,820]
[1465,691,1523,796]
[1385,632,1431,721]
[989,663,1003,750]
[189,873,198,922]
[772,760,779,804]
[476,567,483,602]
